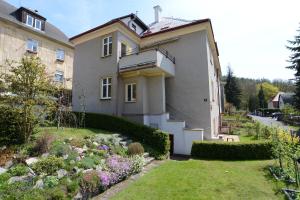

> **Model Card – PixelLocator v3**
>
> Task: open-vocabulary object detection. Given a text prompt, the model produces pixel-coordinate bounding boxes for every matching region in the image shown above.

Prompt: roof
[70,13,148,41]
[271,92,285,102]
[0,0,73,47]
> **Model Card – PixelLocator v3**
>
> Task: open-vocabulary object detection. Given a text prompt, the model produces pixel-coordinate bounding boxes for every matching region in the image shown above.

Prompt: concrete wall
[0,20,74,89]
[156,31,213,138]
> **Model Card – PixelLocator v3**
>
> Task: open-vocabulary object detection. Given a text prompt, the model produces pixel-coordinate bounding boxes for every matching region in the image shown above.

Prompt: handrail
[120,48,176,64]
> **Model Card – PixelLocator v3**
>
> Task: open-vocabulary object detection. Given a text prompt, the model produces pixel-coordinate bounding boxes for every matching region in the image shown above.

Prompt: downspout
[216,69,222,133]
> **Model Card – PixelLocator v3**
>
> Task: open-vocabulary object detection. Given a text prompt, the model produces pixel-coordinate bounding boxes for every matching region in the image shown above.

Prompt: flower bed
[282,188,300,200]
[269,166,296,183]
[0,132,146,199]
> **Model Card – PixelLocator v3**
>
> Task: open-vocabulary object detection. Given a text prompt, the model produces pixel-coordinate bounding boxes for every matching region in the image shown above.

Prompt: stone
[0,167,7,175]
[41,153,49,158]
[72,166,83,174]
[92,142,99,146]
[33,179,44,189]
[73,192,82,200]
[69,160,75,165]
[74,148,84,154]
[28,167,36,176]
[8,175,33,184]
[63,154,69,160]
[0,145,7,151]
[83,145,88,151]
[57,169,68,179]
[25,157,39,165]
[4,160,13,169]
[82,169,93,174]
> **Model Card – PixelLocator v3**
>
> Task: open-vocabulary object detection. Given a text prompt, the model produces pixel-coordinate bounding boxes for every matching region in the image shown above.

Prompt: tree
[224,67,241,110]
[256,82,279,104]
[258,85,267,108]
[287,25,300,110]
[0,56,57,143]
[248,94,258,112]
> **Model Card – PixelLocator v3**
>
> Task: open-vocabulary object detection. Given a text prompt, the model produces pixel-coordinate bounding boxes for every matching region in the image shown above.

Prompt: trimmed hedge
[191,141,273,160]
[74,112,170,158]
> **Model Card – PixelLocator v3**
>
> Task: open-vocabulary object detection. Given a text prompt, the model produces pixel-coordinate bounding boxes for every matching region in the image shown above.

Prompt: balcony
[119,48,175,77]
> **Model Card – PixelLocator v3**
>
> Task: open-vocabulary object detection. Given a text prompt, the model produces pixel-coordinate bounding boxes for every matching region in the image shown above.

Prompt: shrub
[130,155,145,174]
[44,176,59,188]
[32,156,64,175]
[32,133,55,155]
[0,105,23,145]
[128,142,144,155]
[50,141,72,157]
[191,141,273,160]
[74,112,170,158]
[44,187,67,200]
[80,170,101,197]
[78,155,102,169]
[8,164,29,176]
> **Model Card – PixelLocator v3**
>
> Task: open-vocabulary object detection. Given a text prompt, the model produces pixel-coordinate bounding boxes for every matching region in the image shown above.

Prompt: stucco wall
[156,31,213,138]
[0,20,74,89]
[72,32,118,114]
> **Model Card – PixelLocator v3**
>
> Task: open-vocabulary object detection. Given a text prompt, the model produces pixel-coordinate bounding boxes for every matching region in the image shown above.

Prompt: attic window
[26,15,34,26]
[160,26,169,31]
[132,24,137,32]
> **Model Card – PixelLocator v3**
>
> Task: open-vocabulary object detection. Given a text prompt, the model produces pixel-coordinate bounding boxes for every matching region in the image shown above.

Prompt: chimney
[153,5,162,23]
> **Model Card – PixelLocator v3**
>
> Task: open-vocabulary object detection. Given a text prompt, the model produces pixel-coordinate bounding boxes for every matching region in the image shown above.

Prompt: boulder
[4,160,13,169]
[57,169,68,179]
[41,153,49,158]
[72,166,83,174]
[25,157,39,166]
[0,167,7,175]
[63,154,69,160]
[92,142,99,146]
[8,175,33,184]
[28,167,36,176]
[74,148,84,154]
[33,179,44,189]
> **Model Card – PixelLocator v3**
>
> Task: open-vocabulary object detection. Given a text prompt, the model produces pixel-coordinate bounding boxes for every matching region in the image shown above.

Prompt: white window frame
[34,19,42,30]
[56,49,65,61]
[54,70,64,82]
[102,36,112,57]
[101,77,112,99]
[125,83,136,102]
[26,14,34,27]
[26,39,38,53]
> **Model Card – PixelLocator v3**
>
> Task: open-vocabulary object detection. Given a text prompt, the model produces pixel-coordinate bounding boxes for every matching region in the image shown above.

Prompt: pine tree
[258,85,267,108]
[287,25,300,110]
[224,66,241,109]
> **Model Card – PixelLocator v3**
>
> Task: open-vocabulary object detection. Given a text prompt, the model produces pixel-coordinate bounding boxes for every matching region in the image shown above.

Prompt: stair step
[144,157,155,166]
[143,152,149,158]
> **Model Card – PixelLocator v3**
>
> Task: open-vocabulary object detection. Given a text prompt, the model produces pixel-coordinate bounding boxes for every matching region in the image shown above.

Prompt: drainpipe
[216,69,222,133]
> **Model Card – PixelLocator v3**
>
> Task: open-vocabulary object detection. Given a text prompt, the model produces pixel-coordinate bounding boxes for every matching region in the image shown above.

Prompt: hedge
[74,112,170,158]
[191,141,273,160]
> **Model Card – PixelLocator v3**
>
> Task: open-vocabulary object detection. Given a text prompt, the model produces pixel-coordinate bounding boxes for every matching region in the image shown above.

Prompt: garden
[0,56,169,200]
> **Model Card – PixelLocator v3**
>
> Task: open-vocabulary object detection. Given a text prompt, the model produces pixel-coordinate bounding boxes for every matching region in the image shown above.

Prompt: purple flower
[98,145,109,151]
[98,171,110,188]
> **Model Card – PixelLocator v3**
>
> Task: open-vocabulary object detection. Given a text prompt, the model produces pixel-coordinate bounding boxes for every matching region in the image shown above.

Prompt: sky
[5,0,300,80]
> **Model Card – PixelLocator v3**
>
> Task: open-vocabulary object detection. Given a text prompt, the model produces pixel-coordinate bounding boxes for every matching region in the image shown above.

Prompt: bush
[80,170,101,197]
[0,105,23,145]
[130,155,145,174]
[50,141,72,157]
[128,142,144,155]
[44,176,59,188]
[32,156,64,175]
[8,164,29,176]
[32,133,55,155]
[191,141,273,160]
[74,112,170,158]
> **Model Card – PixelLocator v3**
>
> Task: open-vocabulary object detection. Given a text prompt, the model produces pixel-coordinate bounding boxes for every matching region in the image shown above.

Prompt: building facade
[71,6,222,155]
[0,0,74,89]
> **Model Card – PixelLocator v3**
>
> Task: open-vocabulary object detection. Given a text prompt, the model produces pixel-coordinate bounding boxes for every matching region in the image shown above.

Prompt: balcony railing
[119,48,175,77]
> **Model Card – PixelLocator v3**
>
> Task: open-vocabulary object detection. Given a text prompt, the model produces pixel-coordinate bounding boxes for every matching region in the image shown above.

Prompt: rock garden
[0,130,153,200]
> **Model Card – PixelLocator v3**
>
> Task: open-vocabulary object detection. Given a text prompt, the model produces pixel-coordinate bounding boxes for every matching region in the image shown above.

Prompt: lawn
[112,159,284,200]
[38,127,112,140]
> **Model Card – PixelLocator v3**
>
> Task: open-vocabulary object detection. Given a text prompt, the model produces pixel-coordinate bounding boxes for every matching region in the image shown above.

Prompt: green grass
[112,160,284,200]
[37,127,112,141]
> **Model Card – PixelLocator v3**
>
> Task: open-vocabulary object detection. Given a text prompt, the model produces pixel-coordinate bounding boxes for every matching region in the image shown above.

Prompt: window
[125,83,136,102]
[132,24,137,32]
[34,19,42,30]
[121,43,127,57]
[101,77,112,99]
[56,49,65,61]
[102,36,112,57]
[54,70,64,82]
[26,39,38,53]
[26,15,34,26]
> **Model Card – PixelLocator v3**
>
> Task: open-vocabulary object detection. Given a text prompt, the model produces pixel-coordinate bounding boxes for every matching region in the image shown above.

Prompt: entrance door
[169,134,174,155]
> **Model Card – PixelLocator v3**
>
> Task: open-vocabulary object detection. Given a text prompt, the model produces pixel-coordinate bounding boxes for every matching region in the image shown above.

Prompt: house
[268,92,294,109]
[70,6,222,155]
[0,0,74,89]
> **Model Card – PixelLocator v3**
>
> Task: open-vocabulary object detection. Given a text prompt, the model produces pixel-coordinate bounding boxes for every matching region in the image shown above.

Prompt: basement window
[125,83,136,102]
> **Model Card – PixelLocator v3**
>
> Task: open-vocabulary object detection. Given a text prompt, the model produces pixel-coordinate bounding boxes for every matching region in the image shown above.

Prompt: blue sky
[5,0,300,80]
